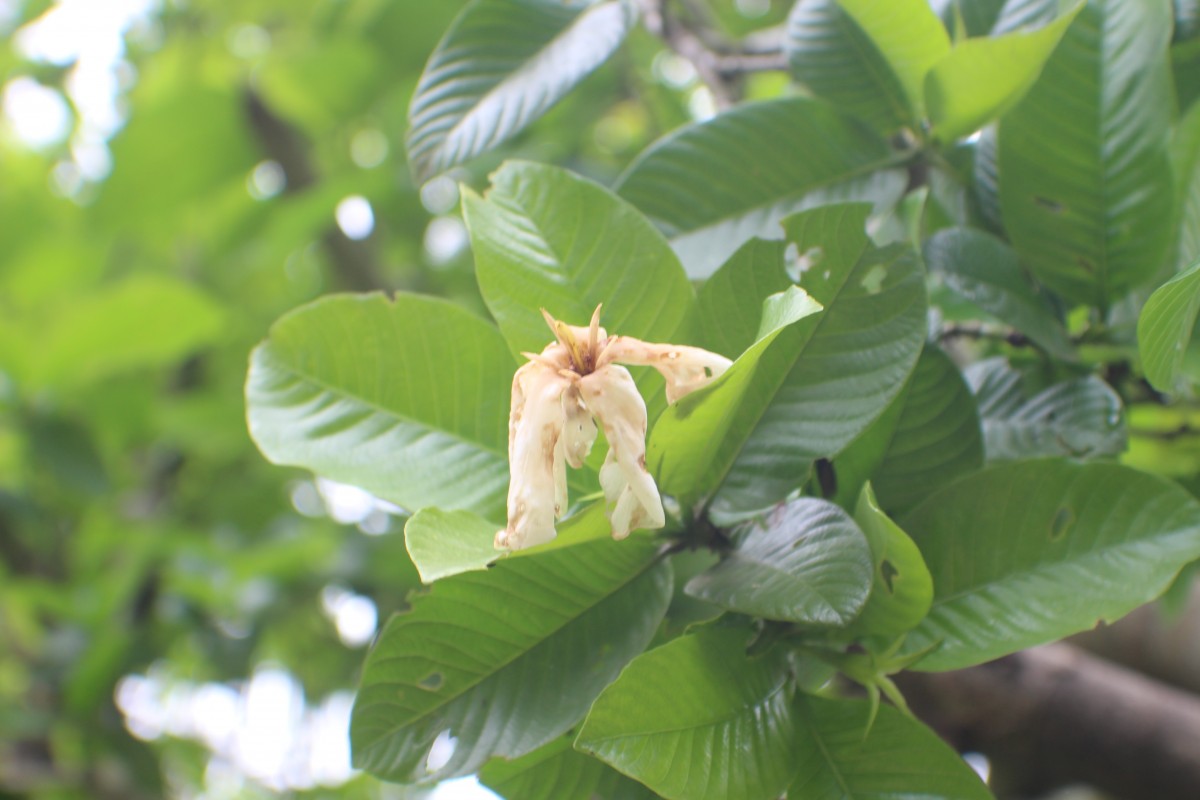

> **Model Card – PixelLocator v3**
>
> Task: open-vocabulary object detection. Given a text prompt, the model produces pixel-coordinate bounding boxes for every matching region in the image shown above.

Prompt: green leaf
[696,238,792,359]
[480,736,659,800]
[997,0,1175,307]
[784,1,916,132]
[246,293,514,520]
[405,509,498,584]
[1171,100,1200,270]
[406,0,635,182]
[925,5,1080,142]
[940,0,1008,38]
[837,0,951,120]
[648,279,823,506]
[925,227,1073,359]
[685,498,874,626]
[26,275,224,388]
[663,204,925,517]
[405,503,615,584]
[463,160,696,360]
[616,98,897,278]
[868,346,984,516]
[1140,257,1200,392]
[966,358,1126,460]
[351,538,671,782]
[900,459,1200,671]
[790,695,994,800]
[576,627,797,800]
[841,484,932,640]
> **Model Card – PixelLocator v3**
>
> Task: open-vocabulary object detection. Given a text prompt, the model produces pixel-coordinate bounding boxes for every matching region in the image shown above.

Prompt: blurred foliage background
[0,1,799,797]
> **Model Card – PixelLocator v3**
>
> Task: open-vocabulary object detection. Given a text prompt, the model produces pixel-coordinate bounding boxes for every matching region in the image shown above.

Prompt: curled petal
[496,361,569,551]
[578,364,664,539]
[600,337,732,403]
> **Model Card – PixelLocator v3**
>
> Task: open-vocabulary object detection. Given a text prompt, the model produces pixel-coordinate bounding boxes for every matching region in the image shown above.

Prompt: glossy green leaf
[577,627,797,800]
[696,238,792,359]
[406,0,635,181]
[940,0,1008,37]
[685,498,873,626]
[26,275,225,388]
[351,538,671,782]
[784,1,915,132]
[966,358,1126,460]
[869,347,984,515]
[998,0,1175,307]
[664,204,925,517]
[480,736,658,800]
[1140,258,1200,392]
[790,695,994,800]
[616,98,897,278]
[463,160,696,360]
[840,484,932,640]
[246,293,514,520]
[925,227,1073,359]
[900,459,1200,671]
[926,5,1079,141]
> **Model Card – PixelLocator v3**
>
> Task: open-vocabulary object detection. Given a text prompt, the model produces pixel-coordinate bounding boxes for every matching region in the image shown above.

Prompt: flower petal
[601,337,732,403]
[579,364,664,539]
[496,361,569,551]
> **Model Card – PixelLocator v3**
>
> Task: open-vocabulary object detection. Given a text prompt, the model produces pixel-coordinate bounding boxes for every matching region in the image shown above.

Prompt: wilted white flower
[495,306,732,551]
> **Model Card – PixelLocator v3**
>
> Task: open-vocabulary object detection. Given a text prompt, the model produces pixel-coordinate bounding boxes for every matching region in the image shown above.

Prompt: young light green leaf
[703,204,927,517]
[405,509,498,584]
[406,0,635,182]
[837,0,951,119]
[868,346,984,516]
[900,459,1200,671]
[840,484,933,640]
[1140,257,1200,392]
[785,1,915,132]
[351,538,671,782]
[463,160,696,361]
[925,226,1073,359]
[966,358,1126,460]
[685,498,874,626]
[696,238,792,358]
[246,293,514,520]
[648,282,823,505]
[925,4,1080,141]
[576,626,797,800]
[480,736,659,800]
[616,98,897,277]
[406,503,615,584]
[790,695,994,800]
[998,0,1174,307]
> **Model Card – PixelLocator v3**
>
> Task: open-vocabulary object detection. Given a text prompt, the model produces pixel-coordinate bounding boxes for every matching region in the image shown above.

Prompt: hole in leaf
[880,559,899,593]
[418,672,444,691]
[425,729,457,773]
[1050,507,1074,541]
[703,366,713,378]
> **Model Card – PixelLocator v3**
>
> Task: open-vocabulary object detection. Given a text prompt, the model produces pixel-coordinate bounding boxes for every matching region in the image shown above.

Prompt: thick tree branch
[242,88,384,292]
[897,643,1200,800]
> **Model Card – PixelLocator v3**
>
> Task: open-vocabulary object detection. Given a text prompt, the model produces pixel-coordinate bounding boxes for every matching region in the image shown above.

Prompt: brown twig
[636,0,787,109]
